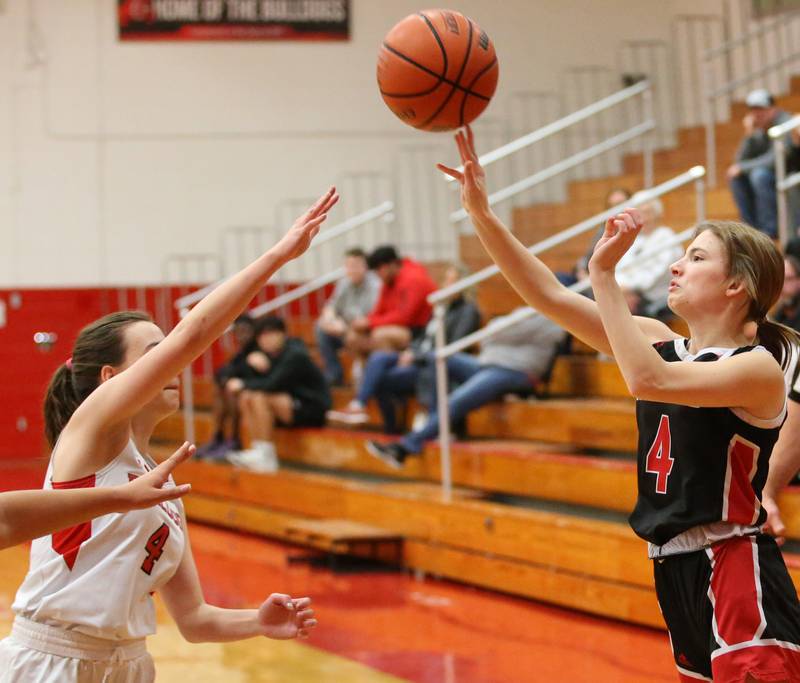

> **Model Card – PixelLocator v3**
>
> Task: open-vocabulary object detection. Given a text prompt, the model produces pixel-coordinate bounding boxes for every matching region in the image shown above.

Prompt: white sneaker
[227,447,278,473]
[326,401,369,425]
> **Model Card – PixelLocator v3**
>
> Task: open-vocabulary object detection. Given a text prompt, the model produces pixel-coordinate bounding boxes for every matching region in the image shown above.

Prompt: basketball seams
[379,43,491,101]
[459,55,499,124]
[417,11,448,79]
[419,15,474,129]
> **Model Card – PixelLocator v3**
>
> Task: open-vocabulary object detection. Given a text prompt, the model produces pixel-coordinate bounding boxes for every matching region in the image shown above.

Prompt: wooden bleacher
[154,79,800,629]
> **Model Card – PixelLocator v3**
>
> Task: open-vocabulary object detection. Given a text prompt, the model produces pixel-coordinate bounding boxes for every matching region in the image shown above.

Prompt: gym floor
[0,521,676,682]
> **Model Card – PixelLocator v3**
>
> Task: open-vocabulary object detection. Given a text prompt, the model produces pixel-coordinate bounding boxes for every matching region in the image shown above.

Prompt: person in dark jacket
[727,88,795,238]
[328,265,481,431]
[228,316,331,472]
[194,314,256,461]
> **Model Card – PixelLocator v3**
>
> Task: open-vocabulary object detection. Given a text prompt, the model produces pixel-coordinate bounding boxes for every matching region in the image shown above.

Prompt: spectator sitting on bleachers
[194,314,256,461]
[326,263,481,430]
[366,308,566,469]
[727,88,795,238]
[315,247,381,386]
[571,187,633,283]
[346,245,438,361]
[227,316,331,473]
[613,196,682,317]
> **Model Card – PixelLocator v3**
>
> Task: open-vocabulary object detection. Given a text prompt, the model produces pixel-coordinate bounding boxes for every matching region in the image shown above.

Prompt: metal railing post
[695,173,707,224]
[769,115,800,245]
[179,307,196,446]
[775,136,790,246]
[703,60,718,188]
[642,86,655,188]
[433,303,452,503]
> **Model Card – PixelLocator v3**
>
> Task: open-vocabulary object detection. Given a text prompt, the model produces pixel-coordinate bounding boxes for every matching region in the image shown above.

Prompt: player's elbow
[626,370,666,401]
[176,621,205,643]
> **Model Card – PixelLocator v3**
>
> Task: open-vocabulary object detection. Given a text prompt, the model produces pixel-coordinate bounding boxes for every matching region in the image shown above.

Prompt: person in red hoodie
[346,245,437,360]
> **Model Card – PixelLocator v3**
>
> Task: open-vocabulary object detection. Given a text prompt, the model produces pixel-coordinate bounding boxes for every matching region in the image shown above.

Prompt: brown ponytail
[43,311,152,447]
[754,319,800,371]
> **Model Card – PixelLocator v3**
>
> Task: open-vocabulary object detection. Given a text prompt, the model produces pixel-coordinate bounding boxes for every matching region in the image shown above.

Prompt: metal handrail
[449,120,656,223]
[249,267,344,319]
[769,115,800,244]
[430,166,706,306]
[704,11,799,59]
[702,10,800,187]
[175,277,226,312]
[173,201,394,313]
[708,51,800,99]
[437,228,695,361]
[431,166,707,501]
[444,80,652,180]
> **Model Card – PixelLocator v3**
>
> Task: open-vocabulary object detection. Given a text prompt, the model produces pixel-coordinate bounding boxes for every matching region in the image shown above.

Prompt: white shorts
[0,616,154,683]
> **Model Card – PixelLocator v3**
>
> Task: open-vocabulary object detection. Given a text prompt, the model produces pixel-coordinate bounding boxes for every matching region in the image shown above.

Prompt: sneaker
[326,404,369,426]
[196,438,237,462]
[366,440,408,470]
[227,448,278,473]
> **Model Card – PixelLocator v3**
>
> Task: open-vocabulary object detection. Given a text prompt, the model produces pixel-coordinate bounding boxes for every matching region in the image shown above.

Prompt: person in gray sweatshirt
[367,308,565,467]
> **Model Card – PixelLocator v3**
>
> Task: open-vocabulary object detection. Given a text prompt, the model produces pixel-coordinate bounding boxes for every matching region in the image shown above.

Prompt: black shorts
[654,534,800,682]
[280,399,326,428]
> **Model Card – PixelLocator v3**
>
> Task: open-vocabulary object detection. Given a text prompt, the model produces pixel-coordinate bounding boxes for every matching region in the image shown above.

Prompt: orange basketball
[377,9,499,132]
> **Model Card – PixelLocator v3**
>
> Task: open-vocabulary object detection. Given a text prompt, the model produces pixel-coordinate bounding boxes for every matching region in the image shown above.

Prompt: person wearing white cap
[727,88,794,238]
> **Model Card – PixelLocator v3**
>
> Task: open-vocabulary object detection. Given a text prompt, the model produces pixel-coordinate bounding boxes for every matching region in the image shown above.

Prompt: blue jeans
[729,166,778,238]
[401,353,532,454]
[358,351,419,433]
[315,323,344,386]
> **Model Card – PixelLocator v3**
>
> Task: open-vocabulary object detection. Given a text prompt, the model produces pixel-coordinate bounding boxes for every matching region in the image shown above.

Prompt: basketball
[377,9,499,132]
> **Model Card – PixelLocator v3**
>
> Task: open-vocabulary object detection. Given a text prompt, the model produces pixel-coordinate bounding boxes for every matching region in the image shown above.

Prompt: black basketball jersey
[629,339,785,546]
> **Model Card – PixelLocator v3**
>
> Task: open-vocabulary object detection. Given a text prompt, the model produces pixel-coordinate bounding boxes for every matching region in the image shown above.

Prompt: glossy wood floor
[0,522,677,682]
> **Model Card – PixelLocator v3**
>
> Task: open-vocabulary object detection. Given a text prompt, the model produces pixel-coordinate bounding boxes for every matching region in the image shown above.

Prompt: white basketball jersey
[12,440,186,640]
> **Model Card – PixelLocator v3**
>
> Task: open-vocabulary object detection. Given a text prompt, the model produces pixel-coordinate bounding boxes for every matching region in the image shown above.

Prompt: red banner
[118,0,350,42]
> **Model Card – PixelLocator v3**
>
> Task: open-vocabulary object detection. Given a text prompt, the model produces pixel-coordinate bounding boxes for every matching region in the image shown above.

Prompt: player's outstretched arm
[437,126,676,355]
[160,521,316,642]
[0,442,194,550]
[588,209,785,417]
[70,188,339,442]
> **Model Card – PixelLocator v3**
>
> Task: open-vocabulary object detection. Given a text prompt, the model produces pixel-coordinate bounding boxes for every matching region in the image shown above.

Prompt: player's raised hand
[257,594,317,640]
[115,442,194,511]
[274,187,339,263]
[588,208,643,274]
[437,125,490,218]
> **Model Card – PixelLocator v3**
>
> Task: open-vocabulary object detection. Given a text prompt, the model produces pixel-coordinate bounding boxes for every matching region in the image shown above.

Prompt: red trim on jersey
[709,537,765,646]
[723,435,760,525]
[51,474,96,570]
[713,643,800,682]
[52,473,97,489]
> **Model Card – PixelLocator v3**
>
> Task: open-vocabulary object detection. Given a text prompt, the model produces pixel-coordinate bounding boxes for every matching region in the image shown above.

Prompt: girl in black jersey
[439,126,800,683]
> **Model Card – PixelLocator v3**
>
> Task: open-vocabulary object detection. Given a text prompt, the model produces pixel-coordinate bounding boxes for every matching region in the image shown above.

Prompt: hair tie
[65,357,73,370]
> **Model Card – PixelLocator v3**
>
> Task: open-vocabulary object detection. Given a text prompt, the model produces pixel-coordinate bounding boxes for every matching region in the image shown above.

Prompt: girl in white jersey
[439,128,800,682]
[0,187,337,682]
